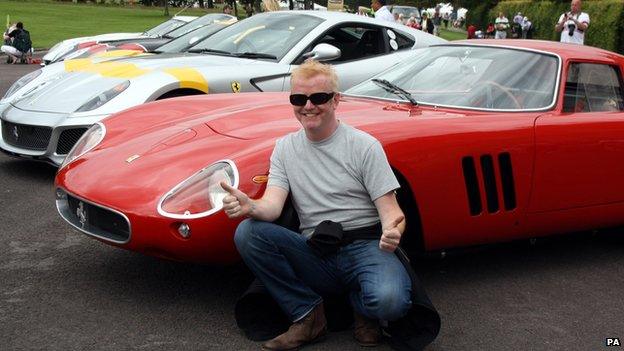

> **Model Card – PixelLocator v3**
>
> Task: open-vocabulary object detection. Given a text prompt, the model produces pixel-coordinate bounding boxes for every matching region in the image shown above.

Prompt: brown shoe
[262,303,327,351]
[353,311,380,347]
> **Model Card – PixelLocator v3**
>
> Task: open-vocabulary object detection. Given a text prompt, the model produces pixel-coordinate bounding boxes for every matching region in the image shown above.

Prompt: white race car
[42,15,198,65]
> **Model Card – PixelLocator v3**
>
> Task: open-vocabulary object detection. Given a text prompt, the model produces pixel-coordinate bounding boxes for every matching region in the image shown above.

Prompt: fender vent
[462,152,517,216]
[462,157,482,215]
[498,153,517,210]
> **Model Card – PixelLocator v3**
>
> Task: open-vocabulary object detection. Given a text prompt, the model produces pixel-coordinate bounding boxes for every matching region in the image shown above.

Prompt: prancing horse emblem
[231,81,241,93]
[12,126,19,140]
[77,202,88,228]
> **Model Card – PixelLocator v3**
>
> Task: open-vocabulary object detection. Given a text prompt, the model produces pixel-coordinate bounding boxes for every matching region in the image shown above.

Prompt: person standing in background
[467,24,477,39]
[261,0,280,12]
[521,16,533,39]
[432,5,442,36]
[371,0,394,22]
[485,22,495,38]
[555,0,590,45]
[513,12,523,26]
[421,12,434,34]
[494,12,509,39]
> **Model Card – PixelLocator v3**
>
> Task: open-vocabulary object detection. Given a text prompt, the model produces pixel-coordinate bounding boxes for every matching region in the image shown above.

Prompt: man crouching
[221,59,411,350]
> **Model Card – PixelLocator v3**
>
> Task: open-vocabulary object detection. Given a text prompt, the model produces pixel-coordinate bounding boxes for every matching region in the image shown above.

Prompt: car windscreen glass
[144,19,187,37]
[188,13,324,61]
[156,23,229,53]
[346,46,559,111]
[165,14,233,38]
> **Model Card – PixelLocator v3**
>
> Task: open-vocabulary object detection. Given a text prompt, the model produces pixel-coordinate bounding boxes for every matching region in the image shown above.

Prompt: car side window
[388,29,415,51]
[297,25,387,64]
[563,63,624,113]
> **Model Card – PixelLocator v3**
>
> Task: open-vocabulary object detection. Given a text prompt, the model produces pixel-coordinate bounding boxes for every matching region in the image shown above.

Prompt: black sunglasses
[289,92,335,106]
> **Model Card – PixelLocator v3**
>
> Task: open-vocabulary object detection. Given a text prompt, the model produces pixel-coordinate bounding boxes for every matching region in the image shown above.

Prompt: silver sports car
[1,11,445,166]
[0,16,236,121]
[42,15,198,65]
[53,14,237,65]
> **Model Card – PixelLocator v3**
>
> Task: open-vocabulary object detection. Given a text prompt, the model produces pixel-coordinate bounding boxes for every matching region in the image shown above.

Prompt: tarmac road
[0,60,623,351]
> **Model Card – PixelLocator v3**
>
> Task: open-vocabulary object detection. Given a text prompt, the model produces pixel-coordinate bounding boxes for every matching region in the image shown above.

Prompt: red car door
[530,62,624,229]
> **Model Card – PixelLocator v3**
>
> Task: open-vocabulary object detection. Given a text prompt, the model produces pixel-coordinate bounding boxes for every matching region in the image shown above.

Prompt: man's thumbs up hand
[221,181,252,218]
[379,215,404,252]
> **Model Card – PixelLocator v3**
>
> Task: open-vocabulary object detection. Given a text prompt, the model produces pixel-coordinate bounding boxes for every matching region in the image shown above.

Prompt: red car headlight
[59,122,106,169]
[157,160,239,219]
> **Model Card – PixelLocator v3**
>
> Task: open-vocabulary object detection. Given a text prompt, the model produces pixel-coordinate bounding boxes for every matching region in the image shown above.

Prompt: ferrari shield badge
[126,154,140,163]
[231,81,241,93]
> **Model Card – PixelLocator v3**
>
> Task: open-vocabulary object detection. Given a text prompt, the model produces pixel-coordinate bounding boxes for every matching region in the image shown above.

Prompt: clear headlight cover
[75,80,130,113]
[157,160,239,219]
[3,69,42,100]
[59,122,106,169]
[49,42,79,62]
[48,41,64,53]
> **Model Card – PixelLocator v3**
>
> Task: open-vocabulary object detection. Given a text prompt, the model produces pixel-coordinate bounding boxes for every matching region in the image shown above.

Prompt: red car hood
[204,93,469,140]
[57,92,468,213]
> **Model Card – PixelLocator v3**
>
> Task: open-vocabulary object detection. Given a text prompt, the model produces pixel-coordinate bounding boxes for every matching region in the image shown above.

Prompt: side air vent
[462,153,517,216]
[480,155,499,213]
[498,152,517,210]
[462,156,482,215]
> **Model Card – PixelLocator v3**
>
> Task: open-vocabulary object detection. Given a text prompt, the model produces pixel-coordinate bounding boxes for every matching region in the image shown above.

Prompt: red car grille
[56,189,131,244]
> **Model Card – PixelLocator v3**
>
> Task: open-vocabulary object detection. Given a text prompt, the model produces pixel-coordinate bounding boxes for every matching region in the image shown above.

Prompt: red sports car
[55,40,624,264]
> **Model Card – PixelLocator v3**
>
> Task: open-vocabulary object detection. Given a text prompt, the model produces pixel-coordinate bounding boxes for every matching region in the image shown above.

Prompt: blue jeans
[234,219,412,322]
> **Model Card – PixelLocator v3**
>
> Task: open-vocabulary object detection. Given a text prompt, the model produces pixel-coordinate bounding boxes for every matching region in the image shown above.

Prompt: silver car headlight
[157,160,239,219]
[75,81,130,112]
[48,41,64,53]
[47,42,77,63]
[3,69,42,99]
[59,122,106,169]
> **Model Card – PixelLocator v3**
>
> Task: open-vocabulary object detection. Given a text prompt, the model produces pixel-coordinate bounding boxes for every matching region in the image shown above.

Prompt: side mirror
[301,43,341,62]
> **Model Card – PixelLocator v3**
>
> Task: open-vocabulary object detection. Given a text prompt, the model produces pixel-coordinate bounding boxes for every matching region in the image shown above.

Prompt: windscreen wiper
[232,52,278,60]
[187,48,233,56]
[371,78,418,105]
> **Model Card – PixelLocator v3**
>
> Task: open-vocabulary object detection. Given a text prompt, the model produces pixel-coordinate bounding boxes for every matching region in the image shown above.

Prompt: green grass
[439,28,468,41]
[0,0,220,49]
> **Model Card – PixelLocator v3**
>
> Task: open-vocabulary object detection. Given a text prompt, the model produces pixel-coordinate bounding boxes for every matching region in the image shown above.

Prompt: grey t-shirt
[268,122,400,237]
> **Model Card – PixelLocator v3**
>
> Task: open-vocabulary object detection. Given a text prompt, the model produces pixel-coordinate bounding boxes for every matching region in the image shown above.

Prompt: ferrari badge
[126,154,140,163]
